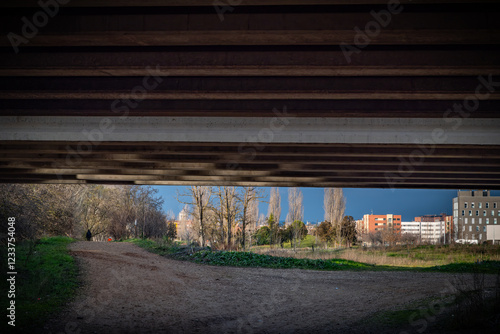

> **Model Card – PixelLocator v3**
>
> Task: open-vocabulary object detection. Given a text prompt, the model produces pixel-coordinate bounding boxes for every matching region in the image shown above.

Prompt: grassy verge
[130,238,500,274]
[125,238,183,256]
[0,236,79,333]
[188,250,377,270]
[352,270,500,333]
[252,244,500,271]
[352,294,458,333]
[281,234,317,248]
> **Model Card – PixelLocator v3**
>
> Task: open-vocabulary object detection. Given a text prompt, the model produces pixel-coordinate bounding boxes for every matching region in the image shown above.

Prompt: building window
[480,234,482,240]
[462,226,465,232]
[465,218,468,224]
[469,226,472,232]
[472,234,475,239]
[483,226,486,232]
[498,210,500,216]
[472,202,475,208]
[469,210,472,216]
[472,218,475,224]
[476,226,479,232]
[484,210,487,216]
[465,202,468,208]
[476,210,479,216]
[493,210,495,216]
[495,218,498,224]
[479,218,482,224]
[494,203,497,209]
[486,218,489,224]
[486,202,489,208]
[479,202,482,209]
[462,210,465,216]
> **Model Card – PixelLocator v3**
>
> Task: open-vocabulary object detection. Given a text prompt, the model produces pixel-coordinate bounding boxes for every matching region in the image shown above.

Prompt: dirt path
[43,241,492,334]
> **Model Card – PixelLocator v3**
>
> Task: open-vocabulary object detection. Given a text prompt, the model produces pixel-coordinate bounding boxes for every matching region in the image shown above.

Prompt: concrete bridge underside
[1,0,499,188]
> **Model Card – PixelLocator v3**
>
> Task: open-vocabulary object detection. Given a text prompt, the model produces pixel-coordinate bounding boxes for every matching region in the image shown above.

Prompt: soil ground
[43,241,497,334]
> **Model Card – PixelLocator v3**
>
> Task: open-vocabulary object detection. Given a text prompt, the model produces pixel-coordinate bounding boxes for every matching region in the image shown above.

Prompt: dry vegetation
[251,244,500,268]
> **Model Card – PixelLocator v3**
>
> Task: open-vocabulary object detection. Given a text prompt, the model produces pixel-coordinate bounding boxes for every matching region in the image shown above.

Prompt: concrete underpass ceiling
[1,0,499,188]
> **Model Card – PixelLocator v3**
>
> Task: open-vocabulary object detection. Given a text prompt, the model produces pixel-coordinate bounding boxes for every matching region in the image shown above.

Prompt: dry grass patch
[251,244,500,268]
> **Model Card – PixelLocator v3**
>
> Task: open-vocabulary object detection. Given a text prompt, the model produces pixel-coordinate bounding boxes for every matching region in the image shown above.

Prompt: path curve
[43,241,487,333]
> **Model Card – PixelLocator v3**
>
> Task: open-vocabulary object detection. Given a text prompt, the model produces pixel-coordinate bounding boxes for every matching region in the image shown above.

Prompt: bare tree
[288,220,308,251]
[287,187,304,223]
[268,187,281,225]
[74,185,114,241]
[324,188,346,247]
[0,184,167,243]
[239,187,264,250]
[108,185,136,240]
[211,191,224,245]
[267,187,282,247]
[340,215,357,248]
[177,186,213,247]
[368,231,382,246]
[131,186,164,239]
[0,184,78,241]
[218,186,240,247]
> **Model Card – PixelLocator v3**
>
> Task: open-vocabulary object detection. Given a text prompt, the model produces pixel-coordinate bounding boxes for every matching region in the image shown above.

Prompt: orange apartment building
[359,214,402,234]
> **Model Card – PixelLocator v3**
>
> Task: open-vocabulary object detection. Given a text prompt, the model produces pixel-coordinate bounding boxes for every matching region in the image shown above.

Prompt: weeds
[0,236,79,333]
[449,268,500,331]
[188,250,375,271]
[251,244,500,269]
[132,239,500,274]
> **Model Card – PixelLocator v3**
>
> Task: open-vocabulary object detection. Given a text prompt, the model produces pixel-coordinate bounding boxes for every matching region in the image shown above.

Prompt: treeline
[177,186,264,249]
[0,184,170,242]
[253,213,309,249]
[178,186,355,250]
[316,216,357,248]
[1,184,355,249]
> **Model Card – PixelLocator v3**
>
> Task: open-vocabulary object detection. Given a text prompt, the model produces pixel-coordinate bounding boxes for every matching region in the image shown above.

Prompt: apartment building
[359,214,402,234]
[401,220,447,244]
[413,214,453,242]
[453,190,500,243]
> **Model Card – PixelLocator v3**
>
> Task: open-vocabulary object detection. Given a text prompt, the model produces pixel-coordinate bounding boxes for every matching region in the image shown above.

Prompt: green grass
[0,236,79,333]
[129,238,381,271]
[126,238,182,256]
[364,244,500,264]
[421,261,500,274]
[131,238,500,274]
[354,293,458,332]
[281,234,317,248]
[188,250,376,270]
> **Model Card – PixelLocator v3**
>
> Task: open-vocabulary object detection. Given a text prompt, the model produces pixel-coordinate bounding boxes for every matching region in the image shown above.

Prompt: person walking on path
[86,229,92,241]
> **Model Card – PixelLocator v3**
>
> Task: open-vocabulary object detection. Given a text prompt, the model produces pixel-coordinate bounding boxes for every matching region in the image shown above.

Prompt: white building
[401,220,447,244]
[178,205,190,221]
[176,205,193,241]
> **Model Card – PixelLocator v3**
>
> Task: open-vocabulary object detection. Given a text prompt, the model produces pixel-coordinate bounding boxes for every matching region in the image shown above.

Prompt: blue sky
[154,187,500,223]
